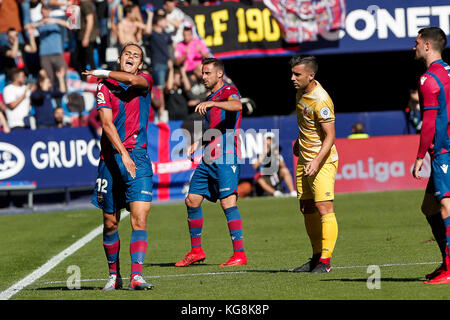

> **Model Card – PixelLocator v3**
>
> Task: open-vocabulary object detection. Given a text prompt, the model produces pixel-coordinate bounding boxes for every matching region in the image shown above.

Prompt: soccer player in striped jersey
[84,43,154,290]
[290,56,339,274]
[175,58,247,267]
[412,27,450,284]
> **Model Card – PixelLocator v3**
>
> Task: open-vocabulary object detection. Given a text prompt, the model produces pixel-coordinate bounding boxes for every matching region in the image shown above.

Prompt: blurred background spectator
[406,89,422,133]
[32,5,69,87]
[253,132,296,197]
[174,25,208,74]
[31,67,66,128]
[3,68,33,130]
[74,0,98,78]
[347,122,370,139]
[165,62,190,121]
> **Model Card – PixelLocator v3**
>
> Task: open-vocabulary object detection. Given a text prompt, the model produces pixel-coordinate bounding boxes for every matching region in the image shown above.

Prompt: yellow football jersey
[295,80,339,164]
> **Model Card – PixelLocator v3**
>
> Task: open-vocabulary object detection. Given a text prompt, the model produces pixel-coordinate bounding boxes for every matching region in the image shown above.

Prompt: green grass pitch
[1,189,450,300]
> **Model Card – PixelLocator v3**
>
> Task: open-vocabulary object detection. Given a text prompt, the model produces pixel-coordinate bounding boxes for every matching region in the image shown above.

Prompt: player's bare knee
[315,201,334,215]
[131,215,147,230]
[220,194,237,210]
[185,196,197,208]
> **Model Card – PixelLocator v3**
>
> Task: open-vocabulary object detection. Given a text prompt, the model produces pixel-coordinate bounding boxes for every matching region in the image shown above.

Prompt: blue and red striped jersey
[417,59,450,159]
[203,83,242,163]
[96,73,153,159]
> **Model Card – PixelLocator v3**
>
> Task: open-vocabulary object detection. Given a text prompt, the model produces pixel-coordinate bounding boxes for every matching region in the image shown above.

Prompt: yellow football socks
[304,212,322,256]
[320,213,338,260]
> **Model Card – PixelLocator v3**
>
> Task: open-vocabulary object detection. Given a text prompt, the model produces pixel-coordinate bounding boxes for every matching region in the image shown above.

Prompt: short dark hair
[289,55,318,74]
[120,42,145,63]
[124,4,135,16]
[418,27,447,53]
[202,57,223,72]
[11,67,25,78]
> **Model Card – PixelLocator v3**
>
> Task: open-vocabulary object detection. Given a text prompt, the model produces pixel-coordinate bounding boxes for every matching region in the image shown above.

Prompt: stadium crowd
[0,0,249,133]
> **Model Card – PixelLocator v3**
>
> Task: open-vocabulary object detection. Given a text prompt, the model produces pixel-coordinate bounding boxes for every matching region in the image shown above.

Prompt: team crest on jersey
[420,76,427,85]
[97,192,104,204]
[97,92,106,105]
[320,107,331,119]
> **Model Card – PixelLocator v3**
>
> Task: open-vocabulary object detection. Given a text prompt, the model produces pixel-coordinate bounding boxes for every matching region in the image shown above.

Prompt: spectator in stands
[186,62,207,112]
[146,13,171,118]
[2,68,33,130]
[0,94,11,133]
[163,0,185,44]
[110,0,134,43]
[253,132,296,197]
[0,0,23,47]
[31,67,67,128]
[406,88,422,133]
[117,4,152,47]
[347,122,369,139]
[46,0,72,50]
[0,27,37,81]
[74,0,99,79]
[174,26,209,75]
[32,5,70,88]
[95,0,109,67]
[53,106,70,128]
[29,0,43,28]
[165,62,190,120]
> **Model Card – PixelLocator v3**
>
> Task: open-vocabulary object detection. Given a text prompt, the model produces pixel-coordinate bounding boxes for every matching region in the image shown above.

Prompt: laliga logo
[0,142,25,180]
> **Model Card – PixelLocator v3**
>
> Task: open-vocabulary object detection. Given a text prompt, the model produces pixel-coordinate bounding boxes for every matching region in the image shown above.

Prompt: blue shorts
[188,160,240,202]
[91,148,153,213]
[431,152,450,201]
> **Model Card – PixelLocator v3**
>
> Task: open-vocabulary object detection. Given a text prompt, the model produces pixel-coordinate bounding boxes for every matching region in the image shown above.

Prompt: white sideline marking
[38,261,441,286]
[0,211,130,300]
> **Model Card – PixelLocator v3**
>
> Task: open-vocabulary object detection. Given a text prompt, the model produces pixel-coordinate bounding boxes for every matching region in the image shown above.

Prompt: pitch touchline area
[0,211,130,301]
[0,210,440,300]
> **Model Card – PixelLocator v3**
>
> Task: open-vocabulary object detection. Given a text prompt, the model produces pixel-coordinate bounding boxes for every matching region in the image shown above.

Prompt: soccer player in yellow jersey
[290,56,339,273]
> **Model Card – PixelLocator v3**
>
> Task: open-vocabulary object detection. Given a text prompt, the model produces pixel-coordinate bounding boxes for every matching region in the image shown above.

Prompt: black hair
[289,55,318,74]
[418,27,447,53]
[120,42,145,63]
[202,57,224,72]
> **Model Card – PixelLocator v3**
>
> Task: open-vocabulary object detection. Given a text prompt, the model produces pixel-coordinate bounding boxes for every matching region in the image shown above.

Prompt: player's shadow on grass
[145,262,211,267]
[320,277,424,283]
[32,286,100,291]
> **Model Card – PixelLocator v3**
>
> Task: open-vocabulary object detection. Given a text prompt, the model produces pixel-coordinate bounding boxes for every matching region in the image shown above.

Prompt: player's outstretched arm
[82,70,149,89]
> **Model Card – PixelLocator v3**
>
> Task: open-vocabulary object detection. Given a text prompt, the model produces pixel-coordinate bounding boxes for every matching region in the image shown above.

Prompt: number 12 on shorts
[96,178,108,193]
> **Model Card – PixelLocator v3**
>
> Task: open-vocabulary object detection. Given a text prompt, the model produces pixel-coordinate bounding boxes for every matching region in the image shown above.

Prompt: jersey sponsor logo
[420,76,427,85]
[320,107,331,119]
[97,92,106,105]
[0,142,26,179]
[441,164,448,174]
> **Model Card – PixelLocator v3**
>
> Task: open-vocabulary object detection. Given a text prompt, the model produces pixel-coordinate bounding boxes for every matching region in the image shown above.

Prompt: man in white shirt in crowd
[3,68,33,130]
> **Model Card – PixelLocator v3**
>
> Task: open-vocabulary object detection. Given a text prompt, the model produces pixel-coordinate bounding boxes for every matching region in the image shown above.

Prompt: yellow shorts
[296,161,338,202]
